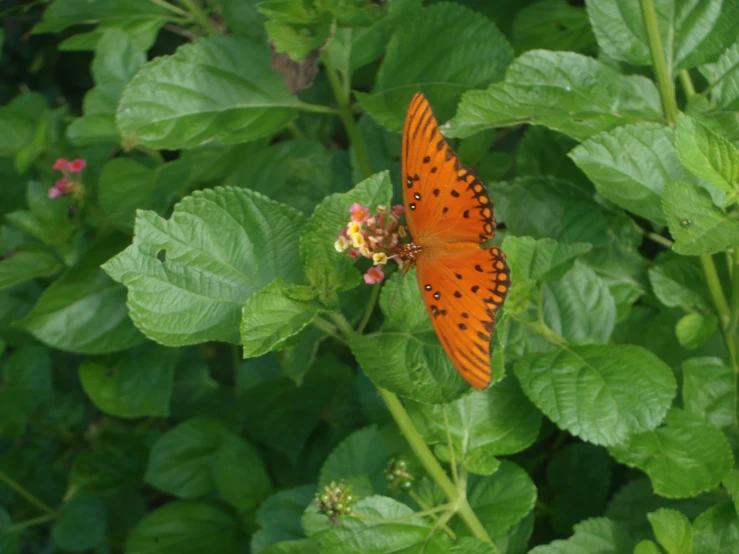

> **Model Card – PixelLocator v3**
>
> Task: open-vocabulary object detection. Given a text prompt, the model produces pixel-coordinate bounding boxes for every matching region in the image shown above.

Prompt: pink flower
[48,187,63,199]
[363,266,384,284]
[349,202,369,223]
[347,249,360,259]
[47,177,70,199]
[391,204,405,217]
[52,158,69,171]
[66,158,87,173]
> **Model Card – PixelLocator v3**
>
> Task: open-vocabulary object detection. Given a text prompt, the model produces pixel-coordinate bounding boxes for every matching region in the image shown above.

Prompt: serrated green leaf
[692,502,739,553]
[634,540,663,554]
[318,426,388,497]
[569,123,702,225]
[682,356,739,456]
[458,461,537,538]
[700,42,739,112]
[260,1,332,61]
[300,171,391,294]
[515,344,676,446]
[587,0,739,73]
[241,280,322,358]
[34,0,167,35]
[251,485,316,553]
[503,236,592,283]
[103,187,306,346]
[548,444,611,534]
[351,266,469,404]
[313,495,451,553]
[355,3,512,131]
[648,254,711,311]
[19,235,143,354]
[407,373,541,466]
[0,247,61,291]
[52,493,107,552]
[126,501,244,554]
[78,344,176,418]
[542,262,617,343]
[145,417,231,498]
[647,508,692,554]
[512,0,596,54]
[117,36,303,149]
[214,434,272,514]
[676,113,739,196]
[529,517,636,554]
[447,50,662,141]
[675,312,718,349]
[610,408,733,498]
[663,181,739,255]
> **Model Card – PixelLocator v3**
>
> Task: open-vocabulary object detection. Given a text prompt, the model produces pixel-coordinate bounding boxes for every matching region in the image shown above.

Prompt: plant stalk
[639,0,678,125]
[679,69,696,98]
[0,470,56,515]
[179,0,219,34]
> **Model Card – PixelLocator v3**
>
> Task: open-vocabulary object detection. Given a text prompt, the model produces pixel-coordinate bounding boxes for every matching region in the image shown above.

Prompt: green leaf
[682,356,739,456]
[251,485,316,553]
[529,517,636,554]
[0,506,19,554]
[515,344,676,446]
[117,36,302,149]
[318,426,388,497]
[587,0,739,73]
[675,312,718,349]
[700,42,739,112]
[356,2,513,131]
[78,344,176,418]
[542,262,617,343]
[98,158,187,227]
[459,461,537,538]
[103,187,306,346]
[723,469,739,517]
[676,113,739,196]
[692,502,739,553]
[514,127,586,186]
[126,501,244,554]
[512,0,596,55]
[262,540,320,554]
[259,1,332,60]
[634,540,663,554]
[0,247,61,291]
[67,28,146,145]
[19,235,143,354]
[569,123,701,225]
[241,280,323,358]
[663,181,739,255]
[407,373,541,465]
[216,0,267,41]
[300,171,391,295]
[0,345,52,428]
[351,268,469,404]
[610,408,733,498]
[503,236,591,283]
[648,254,711,311]
[548,444,612,534]
[214,434,272,514]
[52,492,107,552]
[647,508,692,554]
[447,51,662,141]
[313,496,451,553]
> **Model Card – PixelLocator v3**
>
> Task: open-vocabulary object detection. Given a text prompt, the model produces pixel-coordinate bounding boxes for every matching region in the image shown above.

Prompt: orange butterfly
[398,92,510,390]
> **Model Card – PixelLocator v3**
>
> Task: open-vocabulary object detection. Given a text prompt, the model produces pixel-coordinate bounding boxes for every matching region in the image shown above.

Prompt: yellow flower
[372,253,388,265]
[359,245,371,257]
[334,236,349,252]
[346,221,362,235]
[351,233,365,248]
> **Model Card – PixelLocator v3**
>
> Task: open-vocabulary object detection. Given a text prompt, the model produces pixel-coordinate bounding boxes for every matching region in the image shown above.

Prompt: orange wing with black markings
[401,92,510,390]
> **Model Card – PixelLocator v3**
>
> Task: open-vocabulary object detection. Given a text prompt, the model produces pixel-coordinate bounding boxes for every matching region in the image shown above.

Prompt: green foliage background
[1,0,739,552]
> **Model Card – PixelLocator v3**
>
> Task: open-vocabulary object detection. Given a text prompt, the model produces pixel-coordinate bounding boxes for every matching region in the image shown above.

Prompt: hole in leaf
[156,249,167,263]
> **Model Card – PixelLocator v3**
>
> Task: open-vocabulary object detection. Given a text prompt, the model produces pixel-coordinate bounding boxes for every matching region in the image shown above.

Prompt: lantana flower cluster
[48,157,86,200]
[315,480,357,526]
[334,202,406,284]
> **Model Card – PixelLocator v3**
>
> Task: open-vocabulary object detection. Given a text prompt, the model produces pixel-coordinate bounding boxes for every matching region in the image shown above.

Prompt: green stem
[286,121,306,140]
[148,0,190,17]
[645,231,674,249]
[442,407,460,487]
[356,283,381,332]
[523,319,568,347]
[1,514,55,535]
[354,503,453,523]
[378,388,499,551]
[179,0,218,34]
[0,470,56,515]
[730,248,739,334]
[322,50,373,179]
[640,0,678,125]
[312,317,348,346]
[701,58,739,99]
[409,491,457,540]
[679,69,696,98]
[299,103,341,115]
[331,313,355,339]
[700,253,738,367]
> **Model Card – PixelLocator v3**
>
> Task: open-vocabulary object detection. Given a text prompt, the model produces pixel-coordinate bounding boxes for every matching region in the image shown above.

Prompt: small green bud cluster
[315,480,357,526]
[385,457,414,491]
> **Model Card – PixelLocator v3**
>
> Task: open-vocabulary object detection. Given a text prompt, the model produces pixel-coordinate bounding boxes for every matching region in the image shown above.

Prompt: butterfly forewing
[402,92,510,389]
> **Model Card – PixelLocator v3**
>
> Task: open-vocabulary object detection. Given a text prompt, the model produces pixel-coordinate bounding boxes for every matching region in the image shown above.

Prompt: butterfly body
[399,92,510,390]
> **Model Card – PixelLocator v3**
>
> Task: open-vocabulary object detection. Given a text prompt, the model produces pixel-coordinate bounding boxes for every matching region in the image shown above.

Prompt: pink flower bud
[363,266,384,284]
[349,202,369,223]
[67,158,87,172]
[52,158,69,171]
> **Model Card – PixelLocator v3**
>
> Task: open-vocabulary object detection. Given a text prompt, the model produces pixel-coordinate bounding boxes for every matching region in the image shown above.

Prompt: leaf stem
[356,283,381,333]
[639,0,678,125]
[679,69,696,98]
[644,231,674,249]
[298,103,341,115]
[377,388,499,552]
[353,502,454,523]
[179,0,218,34]
[330,313,355,339]
[322,50,373,179]
[0,469,56,515]
[409,490,457,540]
[147,0,190,17]
[312,316,348,346]
[730,248,739,334]
[442,407,460,487]
[700,253,739,369]
[1,514,55,535]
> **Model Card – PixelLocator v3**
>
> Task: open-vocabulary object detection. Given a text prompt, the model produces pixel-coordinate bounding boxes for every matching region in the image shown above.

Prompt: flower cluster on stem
[334,202,408,284]
[315,480,357,526]
[48,158,86,201]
